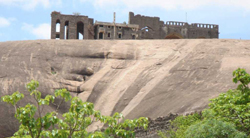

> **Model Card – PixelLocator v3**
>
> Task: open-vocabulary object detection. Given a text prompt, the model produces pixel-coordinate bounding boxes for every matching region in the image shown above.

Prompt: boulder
[0,39,250,137]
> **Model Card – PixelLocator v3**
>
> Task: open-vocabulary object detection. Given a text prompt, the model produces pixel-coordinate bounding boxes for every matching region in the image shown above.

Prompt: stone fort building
[51,11,219,40]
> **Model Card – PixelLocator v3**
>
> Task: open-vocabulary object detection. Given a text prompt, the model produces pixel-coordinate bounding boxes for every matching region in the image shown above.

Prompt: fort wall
[163,21,219,39]
[188,23,219,38]
[129,12,164,39]
[51,11,219,40]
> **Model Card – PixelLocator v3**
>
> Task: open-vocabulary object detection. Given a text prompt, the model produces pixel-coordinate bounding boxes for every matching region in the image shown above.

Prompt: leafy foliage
[205,68,250,134]
[232,68,250,90]
[185,119,247,138]
[1,80,148,138]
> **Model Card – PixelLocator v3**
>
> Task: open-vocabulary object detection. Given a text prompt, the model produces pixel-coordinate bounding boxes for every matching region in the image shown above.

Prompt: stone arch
[141,26,154,32]
[141,26,154,39]
[76,21,84,39]
[165,32,183,39]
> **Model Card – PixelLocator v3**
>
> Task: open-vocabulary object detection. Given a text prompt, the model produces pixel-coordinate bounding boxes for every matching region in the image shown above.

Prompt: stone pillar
[60,20,65,39]
[113,12,116,39]
[51,13,58,39]
[84,23,88,39]
[51,18,56,39]
[69,21,76,39]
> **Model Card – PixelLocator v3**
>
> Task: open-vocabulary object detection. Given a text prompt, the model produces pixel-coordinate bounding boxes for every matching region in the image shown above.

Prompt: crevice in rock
[0,75,7,78]
[51,67,57,75]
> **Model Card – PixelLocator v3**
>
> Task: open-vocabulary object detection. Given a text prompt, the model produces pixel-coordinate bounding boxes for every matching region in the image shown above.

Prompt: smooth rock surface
[0,39,249,137]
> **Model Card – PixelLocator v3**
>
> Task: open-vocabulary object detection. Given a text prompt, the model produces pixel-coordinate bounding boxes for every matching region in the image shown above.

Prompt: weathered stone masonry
[51,11,219,40]
[51,11,94,40]
[94,21,139,39]
[129,12,219,39]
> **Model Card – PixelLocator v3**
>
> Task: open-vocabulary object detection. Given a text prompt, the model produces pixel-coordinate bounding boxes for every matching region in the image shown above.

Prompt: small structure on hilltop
[51,11,219,40]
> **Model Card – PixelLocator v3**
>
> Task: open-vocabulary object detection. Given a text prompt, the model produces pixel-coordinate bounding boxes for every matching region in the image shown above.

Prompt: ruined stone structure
[51,11,94,40]
[94,21,139,39]
[51,11,219,40]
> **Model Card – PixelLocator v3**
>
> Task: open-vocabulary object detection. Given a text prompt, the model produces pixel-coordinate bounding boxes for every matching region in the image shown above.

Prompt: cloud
[79,0,250,11]
[0,0,62,10]
[0,17,10,27]
[0,17,16,28]
[22,23,51,39]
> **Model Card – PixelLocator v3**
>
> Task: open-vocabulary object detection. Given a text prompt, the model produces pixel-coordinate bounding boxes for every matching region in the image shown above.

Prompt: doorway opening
[77,21,84,39]
[99,32,104,39]
[118,33,122,39]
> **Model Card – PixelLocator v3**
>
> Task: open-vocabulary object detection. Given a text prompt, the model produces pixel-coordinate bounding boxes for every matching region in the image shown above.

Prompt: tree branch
[56,98,64,112]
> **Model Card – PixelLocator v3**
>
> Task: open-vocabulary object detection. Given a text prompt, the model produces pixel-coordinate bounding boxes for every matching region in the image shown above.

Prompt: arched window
[56,19,60,32]
[64,21,69,39]
[141,26,154,32]
[77,21,84,39]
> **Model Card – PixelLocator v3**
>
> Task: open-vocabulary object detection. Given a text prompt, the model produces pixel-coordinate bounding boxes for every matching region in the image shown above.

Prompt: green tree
[204,68,250,134]
[185,119,247,138]
[1,80,148,138]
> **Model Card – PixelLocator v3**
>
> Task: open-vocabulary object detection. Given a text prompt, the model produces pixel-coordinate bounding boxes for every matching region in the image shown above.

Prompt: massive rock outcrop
[0,39,250,137]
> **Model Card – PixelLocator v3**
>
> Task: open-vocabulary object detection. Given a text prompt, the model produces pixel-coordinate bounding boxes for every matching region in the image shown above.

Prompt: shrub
[185,119,247,138]
[1,80,148,138]
[158,113,202,138]
[204,68,250,134]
